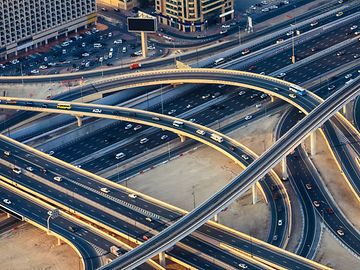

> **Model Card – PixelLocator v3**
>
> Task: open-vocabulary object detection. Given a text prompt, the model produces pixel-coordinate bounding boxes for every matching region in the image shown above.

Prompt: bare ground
[0,223,79,270]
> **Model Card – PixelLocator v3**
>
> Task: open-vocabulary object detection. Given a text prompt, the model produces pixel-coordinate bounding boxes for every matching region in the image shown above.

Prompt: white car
[145,217,152,222]
[31,69,39,74]
[3,199,11,205]
[39,65,47,70]
[26,166,34,172]
[196,129,205,135]
[100,187,110,193]
[245,115,252,120]
[310,21,318,27]
[278,220,283,226]
[12,167,22,174]
[350,25,358,31]
[238,264,248,269]
[82,52,90,57]
[238,91,246,96]
[54,176,62,182]
[337,229,345,236]
[160,135,168,140]
[220,29,227,35]
[11,59,20,65]
[241,154,249,160]
[114,39,123,44]
[116,153,126,159]
[128,193,137,199]
[286,30,294,36]
[344,73,352,79]
[61,41,70,47]
[277,72,286,78]
[92,108,102,113]
[140,138,149,144]
[125,124,132,130]
[133,125,142,131]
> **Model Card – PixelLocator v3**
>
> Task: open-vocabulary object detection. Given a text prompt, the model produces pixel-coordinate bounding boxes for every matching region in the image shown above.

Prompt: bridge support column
[57,237,61,246]
[281,158,288,180]
[310,131,316,156]
[159,252,166,267]
[6,213,10,218]
[270,95,276,102]
[179,134,186,143]
[213,214,219,223]
[75,116,82,127]
[141,32,148,58]
[252,184,258,205]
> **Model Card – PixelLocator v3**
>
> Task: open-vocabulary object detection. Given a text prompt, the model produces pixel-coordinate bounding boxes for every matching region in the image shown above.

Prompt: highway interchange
[1,1,360,269]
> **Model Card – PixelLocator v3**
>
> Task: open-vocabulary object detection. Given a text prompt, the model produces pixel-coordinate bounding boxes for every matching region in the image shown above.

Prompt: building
[97,0,139,11]
[156,0,234,32]
[0,0,97,60]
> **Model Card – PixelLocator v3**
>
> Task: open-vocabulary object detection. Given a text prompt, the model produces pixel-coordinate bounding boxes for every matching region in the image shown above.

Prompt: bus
[210,133,224,143]
[289,85,307,96]
[57,103,72,109]
[173,120,184,127]
[214,58,225,66]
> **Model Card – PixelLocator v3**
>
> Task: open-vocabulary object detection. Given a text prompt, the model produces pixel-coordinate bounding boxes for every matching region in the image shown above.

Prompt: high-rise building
[156,0,234,32]
[0,0,97,60]
[97,0,138,11]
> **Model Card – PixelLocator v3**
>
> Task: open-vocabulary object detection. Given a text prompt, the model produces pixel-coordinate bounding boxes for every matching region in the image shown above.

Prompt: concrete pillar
[213,214,219,223]
[141,32,148,58]
[282,158,288,180]
[57,237,61,246]
[159,252,166,267]
[45,39,48,45]
[252,184,258,205]
[6,213,10,218]
[75,116,82,127]
[75,28,78,33]
[270,95,276,102]
[179,134,186,143]
[310,131,316,156]
[65,32,68,37]
[15,51,18,56]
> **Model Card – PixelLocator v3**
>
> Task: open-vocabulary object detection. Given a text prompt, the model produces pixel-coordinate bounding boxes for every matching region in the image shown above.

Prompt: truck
[130,62,141,69]
[110,246,121,256]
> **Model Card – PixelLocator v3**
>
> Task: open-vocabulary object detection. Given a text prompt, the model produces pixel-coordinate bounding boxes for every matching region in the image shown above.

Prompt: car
[311,47,317,52]
[336,51,345,56]
[82,52,90,57]
[140,138,149,144]
[26,166,34,172]
[326,207,334,214]
[305,183,312,190]
[122,47,127,53]
[151,116,160,121]
[114,8,120,11]
[238,264,248,269]
[289,93,297,99]
[260,93,267,99]
[241,154,249,160]
[125,124,133,130]
[273,235,278,241]
[344,73,352,79]
[81,42,86,47]
[255,104,262,108]
[278,219,283,226]
[11,59,19,65]
[109,48,114,52]
[277,72,286,78]
[161,135,168,140]
[114,39,123,44]
[189,118,196,123]
[238,91,246,96]
[108,32,113,37]
[128,193,137,199]
[92,108,102,113]
[211,92,221,98]
[273,87,279,91]
[276,39,284,44]
[350,25,358,30]
[337,229,345,236]
[354,54,360,59]
[68,226,77,233]
[39,65,47,70]
[328,85,336,91]
[196,129,206,135]
[61,41,70,47]
[4,151,11,156]
[313,200,320,207]
[48,62,56,67]
[133,125,142,131]
[310,21,318,27]
[261,7,269,12]
[245,115,252,120]
[101,7,107,11]
[49,150,54,156]
[338,0,344,3]
[220,29,228,34]
[354,31,360,35]
[94,43,102,48]
[202,94,210,99]
[186,104,192,109]
[12,167,22,174]
[242,48,250,55]
[167,109,176,115]
[2,199,11,205]
[54,176,62,182]
[115,153,126,159]
[286,30,294,36]
[259,71,266,75]
[100,187,110,193]
[345,79,354,85]
[31,69,39,74]
[336,11,343,17]
[145,217,152,222]
[281,176,288,181]
[221,24,230,28]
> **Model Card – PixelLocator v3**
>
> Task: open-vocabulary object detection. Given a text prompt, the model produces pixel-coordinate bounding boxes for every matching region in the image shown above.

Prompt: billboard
[127,17,157,33]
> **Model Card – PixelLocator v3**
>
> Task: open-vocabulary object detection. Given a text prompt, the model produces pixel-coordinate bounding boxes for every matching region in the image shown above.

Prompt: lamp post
[47,208,60,234]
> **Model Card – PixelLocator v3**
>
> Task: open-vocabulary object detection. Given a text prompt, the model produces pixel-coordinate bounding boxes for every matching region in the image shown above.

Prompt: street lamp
[47,208,60,234]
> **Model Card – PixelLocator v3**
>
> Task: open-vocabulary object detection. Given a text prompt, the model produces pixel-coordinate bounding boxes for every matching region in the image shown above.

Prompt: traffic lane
[0,163,258,270]
[0,186,102,270]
